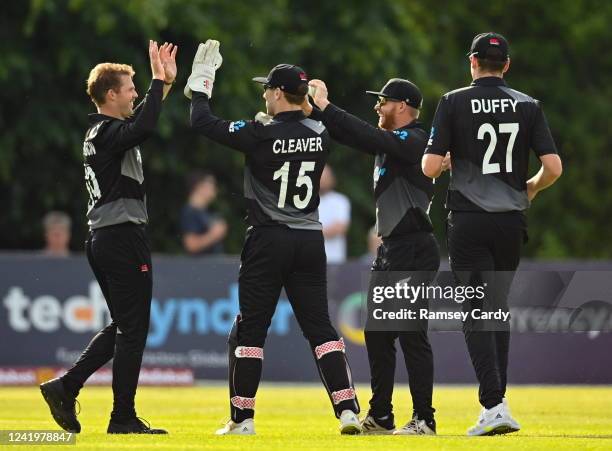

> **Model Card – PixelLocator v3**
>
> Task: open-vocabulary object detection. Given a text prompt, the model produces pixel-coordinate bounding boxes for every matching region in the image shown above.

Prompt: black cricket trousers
[365,231,440,422]
[447,211,523,409]
[236,225,340,347]
[62,223,153,421]
[229,225,359,422]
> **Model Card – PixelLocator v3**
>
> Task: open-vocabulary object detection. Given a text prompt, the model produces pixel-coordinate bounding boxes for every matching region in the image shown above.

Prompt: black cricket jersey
[310,104,434,238]
[425,76,557,212]
[83,79,163,229]
[190,93,329,230]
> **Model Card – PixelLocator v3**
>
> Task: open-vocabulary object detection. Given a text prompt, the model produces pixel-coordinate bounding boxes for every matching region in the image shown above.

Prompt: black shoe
[39,378,81,433]
[107,417,168,434]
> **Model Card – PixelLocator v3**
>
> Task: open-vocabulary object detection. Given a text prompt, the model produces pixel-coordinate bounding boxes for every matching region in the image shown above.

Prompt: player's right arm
[307,80,423,163]
[190,93,261,153]
[184,40,261,153]
[313,104,424,163]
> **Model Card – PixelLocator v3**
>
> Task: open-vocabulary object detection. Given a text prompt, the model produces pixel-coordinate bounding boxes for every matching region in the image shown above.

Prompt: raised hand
[308,79,330,110]
[159,42,178,84]
[149,40,165,81]
[184,39,223,99]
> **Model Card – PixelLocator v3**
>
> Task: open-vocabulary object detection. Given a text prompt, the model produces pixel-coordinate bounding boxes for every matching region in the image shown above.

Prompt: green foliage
[1,0,610,257]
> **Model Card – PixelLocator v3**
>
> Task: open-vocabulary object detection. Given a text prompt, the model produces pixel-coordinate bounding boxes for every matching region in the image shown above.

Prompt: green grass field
[1,384,611,450]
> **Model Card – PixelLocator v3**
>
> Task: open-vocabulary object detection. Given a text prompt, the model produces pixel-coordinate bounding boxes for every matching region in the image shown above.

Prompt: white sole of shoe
[215,429,255,436]
[468,421,520,436]
[393,431,436,436]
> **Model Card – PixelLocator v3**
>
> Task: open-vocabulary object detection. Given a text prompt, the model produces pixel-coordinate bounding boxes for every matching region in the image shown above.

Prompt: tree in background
[1,0,610,258]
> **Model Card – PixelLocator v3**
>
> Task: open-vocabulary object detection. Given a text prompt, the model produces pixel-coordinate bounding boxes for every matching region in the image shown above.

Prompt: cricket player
[184,40,361,435]
[305,78,441,435]
[40,40,177,434]
[422,32,562,435]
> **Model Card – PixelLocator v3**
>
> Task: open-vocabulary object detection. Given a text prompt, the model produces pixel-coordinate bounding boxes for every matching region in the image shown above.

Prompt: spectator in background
[181,171,227,255]
[360,226,382,265]
[318,164,351,263]
[42,211,72,257]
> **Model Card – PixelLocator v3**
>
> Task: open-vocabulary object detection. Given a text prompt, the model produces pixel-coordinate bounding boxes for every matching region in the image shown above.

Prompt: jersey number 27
[478,122,519,174]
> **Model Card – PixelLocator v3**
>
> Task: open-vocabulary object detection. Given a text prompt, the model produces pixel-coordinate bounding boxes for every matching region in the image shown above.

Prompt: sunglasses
[376,96,403,106]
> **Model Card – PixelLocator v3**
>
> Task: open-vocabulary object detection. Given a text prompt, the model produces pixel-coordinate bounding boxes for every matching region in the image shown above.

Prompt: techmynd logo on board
[2,283,294,347]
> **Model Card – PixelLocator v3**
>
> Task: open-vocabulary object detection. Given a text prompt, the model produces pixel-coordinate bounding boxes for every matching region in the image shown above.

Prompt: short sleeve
[424,95,452,156]
[531,102,558,156]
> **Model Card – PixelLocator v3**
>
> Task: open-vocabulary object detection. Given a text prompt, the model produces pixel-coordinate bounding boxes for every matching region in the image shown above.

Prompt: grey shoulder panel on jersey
[445,86,474,98]
[243,166,322,230]
[87,198,148,229]
[498,86,536,104]
[121,146,144,183]
[376,178,431,238]
[300,118,326,135]
[450,159,529,212]
[85,120,112,141]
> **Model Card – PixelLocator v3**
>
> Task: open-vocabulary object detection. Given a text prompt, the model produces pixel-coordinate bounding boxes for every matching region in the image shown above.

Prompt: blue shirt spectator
[181,172,227,255]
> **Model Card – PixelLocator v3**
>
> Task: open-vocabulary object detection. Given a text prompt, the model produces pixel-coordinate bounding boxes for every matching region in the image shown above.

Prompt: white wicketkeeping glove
[254,111,273,125]
[184,39,223,99]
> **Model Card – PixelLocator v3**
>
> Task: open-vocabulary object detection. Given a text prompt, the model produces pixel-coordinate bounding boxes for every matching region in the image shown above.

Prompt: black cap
[366,78,423,109]
[468,32,509,61]
[252,64,308,95]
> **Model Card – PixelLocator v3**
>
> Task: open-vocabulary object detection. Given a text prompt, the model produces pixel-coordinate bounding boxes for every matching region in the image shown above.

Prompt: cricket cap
[468,32,510,61]
[366,78,423,109]
[253,64,309,95]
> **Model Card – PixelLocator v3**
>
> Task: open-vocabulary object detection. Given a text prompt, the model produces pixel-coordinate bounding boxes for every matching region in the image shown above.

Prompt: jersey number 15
[478,122,519,174]
[273,161,315,209]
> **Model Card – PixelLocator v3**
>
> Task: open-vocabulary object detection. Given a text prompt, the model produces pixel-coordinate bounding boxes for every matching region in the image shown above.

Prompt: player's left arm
[422,95,452,178]
[526,102,562,201]
[129,41,177,121]
[160,42,178,100]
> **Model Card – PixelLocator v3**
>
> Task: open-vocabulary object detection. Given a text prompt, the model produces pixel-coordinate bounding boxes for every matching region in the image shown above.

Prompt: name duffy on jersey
[471,98,518,114]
